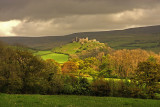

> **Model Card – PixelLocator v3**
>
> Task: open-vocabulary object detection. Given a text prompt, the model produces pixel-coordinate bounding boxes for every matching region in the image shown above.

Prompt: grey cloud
[1,0,160,36]
[0,0,160,21]
[11,7,160,36]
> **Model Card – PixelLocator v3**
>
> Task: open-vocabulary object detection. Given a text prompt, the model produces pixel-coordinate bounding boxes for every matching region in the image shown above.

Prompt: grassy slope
[34,51,69,63]
[52,41,106,55]
[52,42,82,54]
[107,38,160,53]
[33,51,53,56]
[41,53,68,63]
[0,94,160,107]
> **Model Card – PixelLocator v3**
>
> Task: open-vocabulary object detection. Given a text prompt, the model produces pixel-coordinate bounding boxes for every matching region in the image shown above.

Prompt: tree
[0,43,64,94]
[44,59,63,94]
[62,61,78,74]
[132,61,160,98]
[109,49,153,78]
[99,55,115,78]
[72,57,100,78]
[0,46,23,93]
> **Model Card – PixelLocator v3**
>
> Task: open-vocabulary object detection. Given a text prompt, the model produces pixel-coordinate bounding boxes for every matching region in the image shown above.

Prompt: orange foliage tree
[109,49,154,77]
[62,61,78,74]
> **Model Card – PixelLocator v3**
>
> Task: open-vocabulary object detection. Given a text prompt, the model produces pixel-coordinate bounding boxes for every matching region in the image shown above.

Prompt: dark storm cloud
[0,0,159,21]
[1,0,160,36]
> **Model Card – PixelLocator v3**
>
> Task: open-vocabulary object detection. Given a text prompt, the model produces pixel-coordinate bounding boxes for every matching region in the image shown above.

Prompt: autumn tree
[132,61,160,98]
[62,61,78,74]
[71,57,100,78]
[109,49,153,78]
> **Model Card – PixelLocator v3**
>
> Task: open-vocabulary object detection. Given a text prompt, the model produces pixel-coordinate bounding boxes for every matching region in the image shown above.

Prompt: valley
[1,25,160,107]
[1,1,160,107]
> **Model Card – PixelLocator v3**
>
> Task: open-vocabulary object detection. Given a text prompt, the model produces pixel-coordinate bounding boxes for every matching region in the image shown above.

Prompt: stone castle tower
[72,37,98,44]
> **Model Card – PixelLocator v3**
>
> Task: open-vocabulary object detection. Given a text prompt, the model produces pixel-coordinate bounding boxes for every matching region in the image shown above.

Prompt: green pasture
[86,77,130,83]
[33,51,52,56]
[41,53,68,63]
[52,42,82,54]
[34,51,69,63]
[0,94,160,107]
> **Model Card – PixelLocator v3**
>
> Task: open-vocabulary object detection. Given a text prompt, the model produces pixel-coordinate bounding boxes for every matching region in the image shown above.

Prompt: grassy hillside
[33,51,52,56]
[0,94,160,107]
[52,42,82,54]
[41,53,68,63]
[1,25,160,53]
[52,41,106,55]
[34,51,69,63]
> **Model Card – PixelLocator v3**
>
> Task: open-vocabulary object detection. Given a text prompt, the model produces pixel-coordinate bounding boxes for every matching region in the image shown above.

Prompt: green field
[52,42,82,54]
[0,94,160,107]
[33,51,52,56]
[34,51,69,63]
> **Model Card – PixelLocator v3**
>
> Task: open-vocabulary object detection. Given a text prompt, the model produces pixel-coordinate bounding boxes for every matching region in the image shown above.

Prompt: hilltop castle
[72,37,98,44]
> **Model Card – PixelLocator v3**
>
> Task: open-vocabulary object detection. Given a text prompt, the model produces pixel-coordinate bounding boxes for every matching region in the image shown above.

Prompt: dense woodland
[0,41,160,99]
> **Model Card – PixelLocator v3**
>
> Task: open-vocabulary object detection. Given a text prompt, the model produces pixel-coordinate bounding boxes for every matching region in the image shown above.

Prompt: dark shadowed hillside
[1,25,160,52]
[0,36,72,50]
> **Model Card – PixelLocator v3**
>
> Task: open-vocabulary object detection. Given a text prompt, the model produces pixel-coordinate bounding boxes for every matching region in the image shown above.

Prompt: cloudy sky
[0,0,160,36]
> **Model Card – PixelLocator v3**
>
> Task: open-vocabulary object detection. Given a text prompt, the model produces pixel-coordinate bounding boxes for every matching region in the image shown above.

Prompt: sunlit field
[34,51,69,63]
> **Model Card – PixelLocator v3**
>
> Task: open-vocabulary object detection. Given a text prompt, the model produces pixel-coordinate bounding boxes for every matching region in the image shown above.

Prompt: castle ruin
[72,37,99,44]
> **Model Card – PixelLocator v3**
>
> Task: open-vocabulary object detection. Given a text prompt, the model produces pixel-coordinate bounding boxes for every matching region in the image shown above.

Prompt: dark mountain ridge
[1,25,160,51]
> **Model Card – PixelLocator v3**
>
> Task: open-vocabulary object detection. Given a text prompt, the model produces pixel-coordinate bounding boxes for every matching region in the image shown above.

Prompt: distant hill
[0,36,71,50]
[1,25,160,52]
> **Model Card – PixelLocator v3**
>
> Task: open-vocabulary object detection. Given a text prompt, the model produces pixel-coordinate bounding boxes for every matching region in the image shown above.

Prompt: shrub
[61,75,91,95]
[91,78,110,96]
[104,79,131,97]
[91,78,132,97]
[61,75,78,94]
[74,77,91,95]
